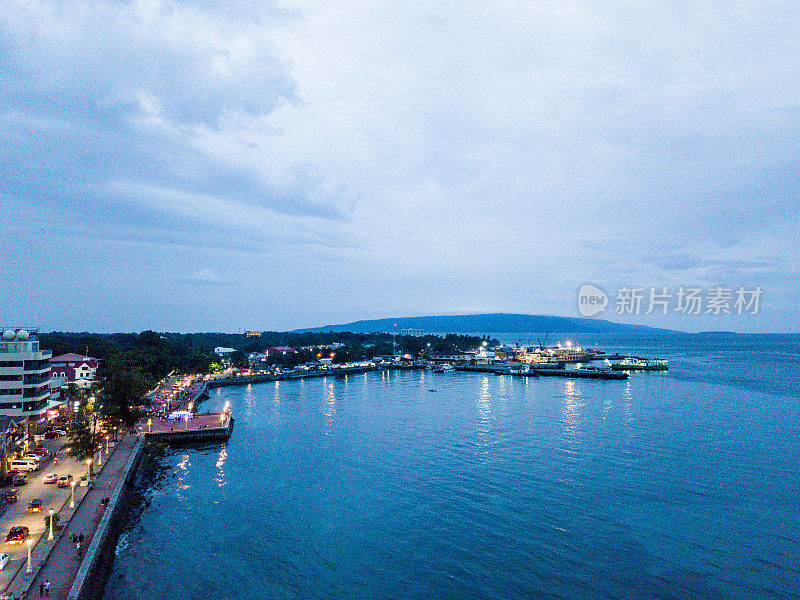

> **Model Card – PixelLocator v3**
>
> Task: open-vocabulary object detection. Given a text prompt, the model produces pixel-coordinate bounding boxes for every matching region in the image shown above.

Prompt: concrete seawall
[144,416,234,443]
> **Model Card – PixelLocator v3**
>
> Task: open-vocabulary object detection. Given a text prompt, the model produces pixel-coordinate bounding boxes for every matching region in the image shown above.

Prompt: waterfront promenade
[0,434,138,600]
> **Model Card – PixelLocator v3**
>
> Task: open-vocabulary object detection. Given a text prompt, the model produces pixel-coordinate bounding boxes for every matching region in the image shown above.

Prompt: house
[49,352,99,389]
[263,346,296,357]
[428,350,477,362]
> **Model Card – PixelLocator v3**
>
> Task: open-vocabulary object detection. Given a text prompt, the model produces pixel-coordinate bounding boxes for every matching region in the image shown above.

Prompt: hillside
[293,313,677,335]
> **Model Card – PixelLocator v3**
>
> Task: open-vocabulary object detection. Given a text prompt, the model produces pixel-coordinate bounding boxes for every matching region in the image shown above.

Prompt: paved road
[22,434,138,600]
[0,438,90,589]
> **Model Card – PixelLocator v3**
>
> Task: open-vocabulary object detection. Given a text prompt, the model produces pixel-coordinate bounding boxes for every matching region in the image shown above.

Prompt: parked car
[5,526,29,545]
[57,474,74,488]
[44,431,61,439]
[0,552,8,570]
[27,499,42,513]
[28,448,48,457]
[3,490,17,504]
[9,460,37,472]
[11,474,27,487]
[22,454,42,463]
[42,473,59,484]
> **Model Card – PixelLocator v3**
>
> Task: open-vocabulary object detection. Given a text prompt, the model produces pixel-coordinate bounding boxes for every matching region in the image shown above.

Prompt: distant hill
[293,313,677,335]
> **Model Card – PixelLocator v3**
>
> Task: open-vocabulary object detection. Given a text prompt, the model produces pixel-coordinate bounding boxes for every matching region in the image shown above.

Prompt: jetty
[532,368,628,380]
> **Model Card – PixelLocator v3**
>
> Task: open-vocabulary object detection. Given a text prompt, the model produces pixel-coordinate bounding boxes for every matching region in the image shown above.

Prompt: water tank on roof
[2,330,15,341]
[15,330,29,341]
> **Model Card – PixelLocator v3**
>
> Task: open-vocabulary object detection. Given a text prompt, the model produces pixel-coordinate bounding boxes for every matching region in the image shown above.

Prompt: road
[0,437,93,591]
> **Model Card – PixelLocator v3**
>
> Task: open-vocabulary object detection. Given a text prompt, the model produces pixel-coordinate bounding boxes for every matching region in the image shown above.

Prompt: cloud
[1,0,799,331]
[182,268,224,286]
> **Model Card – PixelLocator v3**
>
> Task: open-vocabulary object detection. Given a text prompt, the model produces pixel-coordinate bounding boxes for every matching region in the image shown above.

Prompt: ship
[610,358,669,371]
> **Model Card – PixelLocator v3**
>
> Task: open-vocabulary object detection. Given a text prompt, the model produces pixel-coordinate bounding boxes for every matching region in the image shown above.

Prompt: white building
[214,347,236,356]
[0,328,60,418]
[401,328,424,337]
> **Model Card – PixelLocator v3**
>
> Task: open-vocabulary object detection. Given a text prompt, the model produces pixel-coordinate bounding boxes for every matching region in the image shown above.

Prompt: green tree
[69,396,95,461]
[97,368,150,430]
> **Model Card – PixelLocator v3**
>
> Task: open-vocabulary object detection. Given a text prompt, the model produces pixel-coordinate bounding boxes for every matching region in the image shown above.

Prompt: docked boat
[610,358,669,371]
[433,364,455,373]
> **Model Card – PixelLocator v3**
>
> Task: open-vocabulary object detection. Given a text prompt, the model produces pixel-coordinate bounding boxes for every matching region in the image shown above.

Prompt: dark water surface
[104,334,800,599]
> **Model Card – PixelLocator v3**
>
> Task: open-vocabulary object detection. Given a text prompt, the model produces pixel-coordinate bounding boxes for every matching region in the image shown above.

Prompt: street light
[105,435,109,454]
[70,481,76,508]
[26,538,32,573]
[147,419,152,433]
[48,508,54,540]
[97,446,103,467]
[184,414,189,430]
[219,412,225,426]
[86,458,92,478]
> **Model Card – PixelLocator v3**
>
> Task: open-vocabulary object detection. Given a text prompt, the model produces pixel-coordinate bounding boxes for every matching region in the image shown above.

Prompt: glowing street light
[48,508,54,540]
[26,538,32,573]
[86,457,93,478]
[70,481,76,508]
[105,435,110,454]
[147,419,152,433]
[184,414,189,430]
[97,446,103,467]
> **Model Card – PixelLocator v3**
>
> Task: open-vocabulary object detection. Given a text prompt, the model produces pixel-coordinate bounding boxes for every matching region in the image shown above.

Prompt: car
[11,475,27,487]
[57,474,73,488]
[52,429,67,436]
[7,469,23,477]
[5,526,29,545]
[44,431,61,439]
[22,454,42,464]
[27,499,43,513]
[3,490,17,504]
[0,552,8,570]
[42,473,59,484]
[28,448,48,457]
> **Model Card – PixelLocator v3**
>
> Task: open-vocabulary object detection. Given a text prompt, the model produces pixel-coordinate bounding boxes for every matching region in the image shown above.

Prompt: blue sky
[2,1,798,333]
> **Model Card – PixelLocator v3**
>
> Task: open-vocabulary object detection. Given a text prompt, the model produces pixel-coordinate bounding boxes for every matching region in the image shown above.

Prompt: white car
[42,473,59,484]
[22,454,42,463]
[0,552,9,570]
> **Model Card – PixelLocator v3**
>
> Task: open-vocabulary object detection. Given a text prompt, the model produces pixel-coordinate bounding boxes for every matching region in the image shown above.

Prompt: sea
[103,333,800,600]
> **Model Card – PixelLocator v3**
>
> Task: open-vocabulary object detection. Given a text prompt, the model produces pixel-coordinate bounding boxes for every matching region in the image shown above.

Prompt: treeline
[41,330,210,385]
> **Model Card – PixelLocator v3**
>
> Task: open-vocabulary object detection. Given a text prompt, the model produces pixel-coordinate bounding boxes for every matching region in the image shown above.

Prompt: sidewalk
[8,434,138,600]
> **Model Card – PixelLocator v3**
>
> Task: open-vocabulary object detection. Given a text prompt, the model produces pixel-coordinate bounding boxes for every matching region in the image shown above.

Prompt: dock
[531,368,628,380]
[143,412,234,443]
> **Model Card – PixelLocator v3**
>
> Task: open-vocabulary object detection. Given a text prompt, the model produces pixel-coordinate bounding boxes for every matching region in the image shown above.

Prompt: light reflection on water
[105,337,800,600]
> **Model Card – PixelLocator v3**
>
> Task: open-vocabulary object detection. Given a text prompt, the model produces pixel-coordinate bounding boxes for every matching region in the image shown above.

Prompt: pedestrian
[79,533,84,544]
[44,580,50,597]
[39,582,44,597]
[76,541,82,557]
[68,531,74,543]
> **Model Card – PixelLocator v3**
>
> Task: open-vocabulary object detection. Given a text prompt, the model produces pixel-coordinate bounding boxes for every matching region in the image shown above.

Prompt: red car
[28,448,48,457]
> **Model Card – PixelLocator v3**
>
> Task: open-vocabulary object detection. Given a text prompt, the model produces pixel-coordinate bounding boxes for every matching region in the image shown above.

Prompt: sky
[1,0,799,333]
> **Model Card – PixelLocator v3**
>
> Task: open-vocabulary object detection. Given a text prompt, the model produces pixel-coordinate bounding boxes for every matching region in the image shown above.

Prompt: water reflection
[174,453,192,500]
[323,379,337,437]
[476,377,492,449]
[214,446,228,488]
[561,380,584,447]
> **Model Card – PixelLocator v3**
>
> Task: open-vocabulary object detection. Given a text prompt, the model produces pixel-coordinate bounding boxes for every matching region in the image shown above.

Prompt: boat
[610,358,669,371]
[433,364,454,373]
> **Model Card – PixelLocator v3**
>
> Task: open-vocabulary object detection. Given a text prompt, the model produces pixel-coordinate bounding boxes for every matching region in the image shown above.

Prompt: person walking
[78,532,84,544]
[39,582,44,597]
[44,580,50,597]
[76,541,82,558]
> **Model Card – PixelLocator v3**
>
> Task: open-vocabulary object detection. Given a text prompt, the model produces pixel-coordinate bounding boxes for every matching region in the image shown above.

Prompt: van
[9,460,38,472]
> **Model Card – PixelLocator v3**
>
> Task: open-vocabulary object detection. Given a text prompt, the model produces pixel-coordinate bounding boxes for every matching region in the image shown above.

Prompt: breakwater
[206,365,377,388]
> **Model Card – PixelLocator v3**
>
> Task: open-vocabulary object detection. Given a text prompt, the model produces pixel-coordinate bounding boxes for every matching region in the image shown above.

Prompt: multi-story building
[49,352,99,389]
[0,327,59,418]
[401,328,424,337]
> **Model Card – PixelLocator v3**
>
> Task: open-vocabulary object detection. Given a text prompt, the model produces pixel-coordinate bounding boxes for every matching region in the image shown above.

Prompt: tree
[69,396,95,461]
[97,367,150,430]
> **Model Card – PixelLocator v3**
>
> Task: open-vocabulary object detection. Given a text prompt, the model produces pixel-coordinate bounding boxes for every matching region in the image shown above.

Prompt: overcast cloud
[2,0,798,332]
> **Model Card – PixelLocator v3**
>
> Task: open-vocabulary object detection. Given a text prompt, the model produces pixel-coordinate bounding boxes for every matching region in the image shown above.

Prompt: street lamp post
[86,457,93,479]
[26,538,32,573]
[105,435,109,454]
[70,480,76,508]
[48,508,54,540]
[147,419,152,433]
[97,446,103,467]
[184,414,189,430]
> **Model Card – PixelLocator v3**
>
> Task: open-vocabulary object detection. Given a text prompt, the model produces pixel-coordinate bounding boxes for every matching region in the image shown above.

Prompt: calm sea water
[104,334,800,600]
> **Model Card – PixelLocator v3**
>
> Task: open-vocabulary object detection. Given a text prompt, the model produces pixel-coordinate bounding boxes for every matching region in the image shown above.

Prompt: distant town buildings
[245,331,262,337]
[49,352,99,389]
[0,327,60,418]
[214,347,236,356]
[401,328,424,337]
[263,346,296,356]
